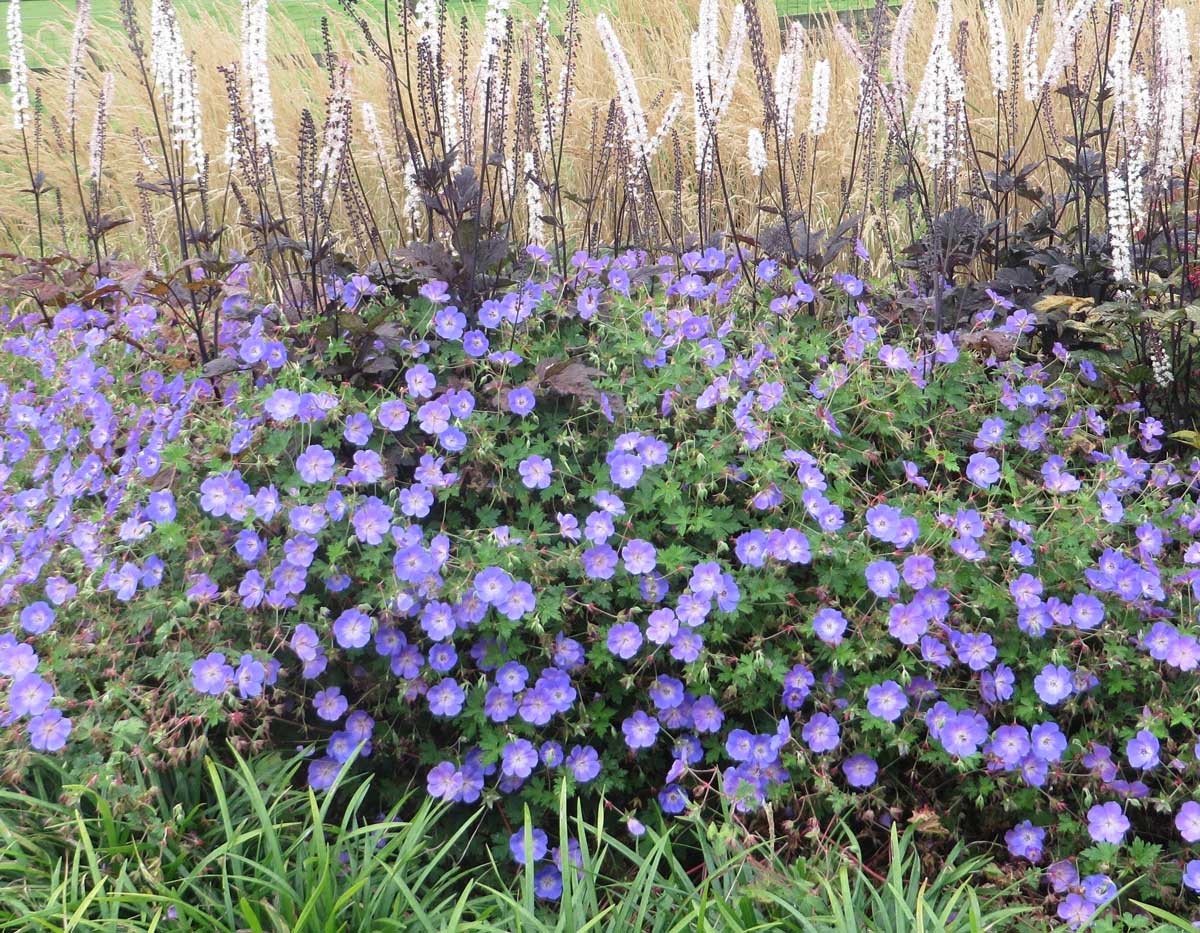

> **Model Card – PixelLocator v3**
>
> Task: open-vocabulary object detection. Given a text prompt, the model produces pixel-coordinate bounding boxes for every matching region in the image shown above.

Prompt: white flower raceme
[542,63,569,156]
[476,0,510,86]
[316,62,351,196]
[361,102,389,167]
[440,71,460,166]
[918,47,960,172]
[151,0,204,171]
[748,127,767,176]
[691,0,744,170]
[1038,0,1099,99]
[535,0,557,153]
[982,0,1009,96]
[690,0,746,172]
[1126,73,1150,224]
[889,0,917,101]
[596,14,679,196]
[1131,68,1152,144]
[912,0,965,173]
[647,92,683,161]
[179,57,205,172]
[773,21,805,143]
[241,0,278,150]
[65,0,92,132]
[403,156,422,234]
[134,126,161,172]
[711,6,745,120]
[808,59,830,139]
[150,0,173,91]
[89,73,115,183]
[690,0,721,134]
[1021,17,1041,102]
[223,118,243,170]
[1152,6,1190,185]
[7,0,30,131]
[414,0,440,57]
[1106,166,1133,281]
[1106,11,1149,230]
[1126,154,1146,233]
[1050,0,1066,31]
[1149,332,1172,387]
[596,13,650,160]
[523,150,545,248]
[913,0,953,116]
[1106,11,1134,129]
[832,22,868,110]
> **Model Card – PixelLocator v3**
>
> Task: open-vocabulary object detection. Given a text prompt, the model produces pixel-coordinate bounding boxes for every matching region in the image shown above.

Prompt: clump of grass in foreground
[0,748,1043,931]
[0,750,477,931]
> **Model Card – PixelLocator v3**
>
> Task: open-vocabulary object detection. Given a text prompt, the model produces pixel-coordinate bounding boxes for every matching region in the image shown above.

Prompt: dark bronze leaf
[531,357,626,415]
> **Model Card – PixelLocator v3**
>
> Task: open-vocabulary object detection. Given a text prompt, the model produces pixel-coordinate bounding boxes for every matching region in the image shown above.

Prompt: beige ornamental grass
[0,0,1195,284]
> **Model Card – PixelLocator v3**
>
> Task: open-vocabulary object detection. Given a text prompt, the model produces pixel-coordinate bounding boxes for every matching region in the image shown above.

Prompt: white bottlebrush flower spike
[1038,0,1099,99]
[889,0,917,102]
[524,150,545,248]
[223,118,243,170]
[440,71,461,166]
[180,57,206,172]
[1106,166,1133,281]
[361,102,389,167]
[832,22,868,110]
[477,0,511,86]
[7,0,30,131]
[134,127,162,172]
[647,92,683,161]
[403,156,423,235]
[808,59,830,139]
[748,127,767,176]
[982,0,1009,96]
[65,0,92,132]
[690,0,746,171]
[414,0,439,55]
[913,0,953,117]
[1105,10,1149,228]
[1021,17,1041,102]
[89,72,115,183]
[773,21,805,143]
[1106,10,1133,128]
[912,0,965,173]
[153,0,205,171]
[241,0,278,150]
[315,62,351,196]
[596,13,651,161]
[1126,72,1150,224]
[150,0,173,90]
[1152,6,1190,185]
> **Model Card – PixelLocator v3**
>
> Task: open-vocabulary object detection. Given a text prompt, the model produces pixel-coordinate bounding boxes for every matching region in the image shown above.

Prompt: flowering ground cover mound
[4,248,1200,925]
[4,0,1200,923]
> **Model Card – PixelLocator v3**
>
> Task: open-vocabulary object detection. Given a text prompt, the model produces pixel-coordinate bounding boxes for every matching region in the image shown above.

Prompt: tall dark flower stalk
[7,0,50,260]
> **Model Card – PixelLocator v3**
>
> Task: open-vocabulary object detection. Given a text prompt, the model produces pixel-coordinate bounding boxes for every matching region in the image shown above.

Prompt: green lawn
[0,0,873,72]
[0,0,597,69]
